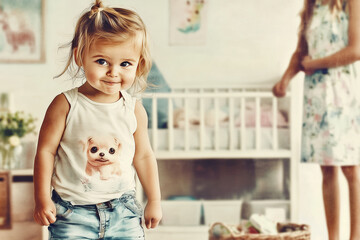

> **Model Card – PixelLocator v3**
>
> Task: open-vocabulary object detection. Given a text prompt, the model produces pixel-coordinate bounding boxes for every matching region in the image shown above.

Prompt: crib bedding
[148,127,290,151]
[171,103,288,129]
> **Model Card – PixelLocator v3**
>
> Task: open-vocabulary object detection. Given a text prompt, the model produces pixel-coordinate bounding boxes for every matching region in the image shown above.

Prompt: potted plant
[0,111,36,169]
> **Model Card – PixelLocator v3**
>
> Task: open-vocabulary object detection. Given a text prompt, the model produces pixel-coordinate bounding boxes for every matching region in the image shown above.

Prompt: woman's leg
[321,166,340,240]
[341,165,360,240]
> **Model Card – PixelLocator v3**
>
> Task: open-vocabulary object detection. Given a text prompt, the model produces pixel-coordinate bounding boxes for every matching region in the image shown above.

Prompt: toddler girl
[33,1,162,239]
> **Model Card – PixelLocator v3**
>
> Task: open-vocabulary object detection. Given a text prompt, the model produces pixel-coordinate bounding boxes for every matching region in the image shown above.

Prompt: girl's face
[79,37,141,101]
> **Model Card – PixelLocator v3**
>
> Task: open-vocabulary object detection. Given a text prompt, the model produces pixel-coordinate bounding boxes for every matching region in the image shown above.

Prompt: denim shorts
[48,190,144,240]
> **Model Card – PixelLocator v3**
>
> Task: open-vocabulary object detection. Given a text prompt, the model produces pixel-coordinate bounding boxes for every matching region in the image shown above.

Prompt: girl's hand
[301,55,315,75]
[144,200,162,229]
[34,198,57,226]
[272,79,289,98]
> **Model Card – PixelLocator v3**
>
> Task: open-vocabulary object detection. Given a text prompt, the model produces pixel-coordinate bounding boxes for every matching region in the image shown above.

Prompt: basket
[209,222,311,240]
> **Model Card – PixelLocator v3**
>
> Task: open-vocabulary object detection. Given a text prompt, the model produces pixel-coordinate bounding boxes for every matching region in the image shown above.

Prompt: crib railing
[142,86,292,159]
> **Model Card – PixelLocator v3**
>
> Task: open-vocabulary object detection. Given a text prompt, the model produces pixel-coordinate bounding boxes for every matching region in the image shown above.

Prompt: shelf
[145,225,208,240]
[155,150,292,160]
[10,169,33,176]
[0,169,33,181]
[146,225,209,232]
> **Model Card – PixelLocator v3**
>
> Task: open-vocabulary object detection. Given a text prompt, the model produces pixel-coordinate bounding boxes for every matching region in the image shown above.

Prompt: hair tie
[89,7,104,18]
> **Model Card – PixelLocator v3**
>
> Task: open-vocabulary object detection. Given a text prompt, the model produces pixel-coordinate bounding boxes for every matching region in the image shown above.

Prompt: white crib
[139,83,302,240]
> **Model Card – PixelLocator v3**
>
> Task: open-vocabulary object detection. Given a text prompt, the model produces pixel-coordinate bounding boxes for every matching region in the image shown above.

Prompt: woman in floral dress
[273,0,360,239]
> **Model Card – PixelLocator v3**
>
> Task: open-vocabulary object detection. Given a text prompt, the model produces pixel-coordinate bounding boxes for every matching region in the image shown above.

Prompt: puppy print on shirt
[82,136,122,180]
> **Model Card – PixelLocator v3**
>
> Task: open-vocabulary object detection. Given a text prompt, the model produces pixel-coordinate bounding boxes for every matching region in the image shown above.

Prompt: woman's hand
[272,79,289,98]
[272,49,304,98]
[144,200,162,229]
[301,55,315,75]
[34,198,57,226]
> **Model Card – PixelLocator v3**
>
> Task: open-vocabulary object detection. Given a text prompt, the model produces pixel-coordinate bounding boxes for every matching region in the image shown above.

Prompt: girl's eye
[96,59,108,66]
[120,61,131,67]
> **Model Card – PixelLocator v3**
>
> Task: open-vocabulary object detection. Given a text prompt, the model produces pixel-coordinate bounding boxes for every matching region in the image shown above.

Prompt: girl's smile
[102,80,121,85]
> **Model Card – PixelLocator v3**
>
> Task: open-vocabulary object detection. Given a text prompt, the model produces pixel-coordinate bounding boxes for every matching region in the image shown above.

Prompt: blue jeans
[49,190,144,240]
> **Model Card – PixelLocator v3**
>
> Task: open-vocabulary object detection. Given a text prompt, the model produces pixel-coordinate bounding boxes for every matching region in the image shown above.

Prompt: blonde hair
[57,0,151,92]
[297,0,344,57]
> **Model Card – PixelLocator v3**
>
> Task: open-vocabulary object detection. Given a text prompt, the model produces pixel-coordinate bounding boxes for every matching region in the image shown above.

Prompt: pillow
[143,62,171,128]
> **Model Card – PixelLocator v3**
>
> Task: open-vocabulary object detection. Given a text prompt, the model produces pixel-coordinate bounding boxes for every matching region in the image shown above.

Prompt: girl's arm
[133,100,162,229]
[302,0,360,70]
[33,94,69,226]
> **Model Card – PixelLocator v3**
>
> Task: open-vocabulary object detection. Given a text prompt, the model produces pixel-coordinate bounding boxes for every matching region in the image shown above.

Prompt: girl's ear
[73,48,81,66]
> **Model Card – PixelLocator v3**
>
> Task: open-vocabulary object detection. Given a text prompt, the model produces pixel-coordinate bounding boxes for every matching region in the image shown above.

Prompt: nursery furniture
[0,171,11,229]
[0,169,46,240]
[140,81,302,240]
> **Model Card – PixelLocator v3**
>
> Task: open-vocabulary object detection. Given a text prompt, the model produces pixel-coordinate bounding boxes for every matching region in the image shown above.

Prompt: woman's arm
[302,0,360,70]
[33,94,69,226]
[273,41,305,97]
[132,100,162,229]
[281,50,303,82]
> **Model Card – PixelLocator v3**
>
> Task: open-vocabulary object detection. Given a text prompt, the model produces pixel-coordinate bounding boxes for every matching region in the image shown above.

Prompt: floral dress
[301,1,360,165]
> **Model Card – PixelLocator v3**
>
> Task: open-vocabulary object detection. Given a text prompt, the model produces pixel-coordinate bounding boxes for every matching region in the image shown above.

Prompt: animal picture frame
[0,0,45,63]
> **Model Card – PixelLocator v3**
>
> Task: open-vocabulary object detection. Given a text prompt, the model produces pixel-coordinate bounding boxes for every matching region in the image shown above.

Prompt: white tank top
[52,88,137,205]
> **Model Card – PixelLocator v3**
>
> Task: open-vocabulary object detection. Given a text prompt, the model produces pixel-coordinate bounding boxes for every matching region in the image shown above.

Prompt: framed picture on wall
[169,0,208,45]
[0,0,45,63]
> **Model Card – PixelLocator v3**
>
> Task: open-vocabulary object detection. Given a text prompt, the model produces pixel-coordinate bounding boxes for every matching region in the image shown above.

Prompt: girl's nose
[106,67,119,78]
